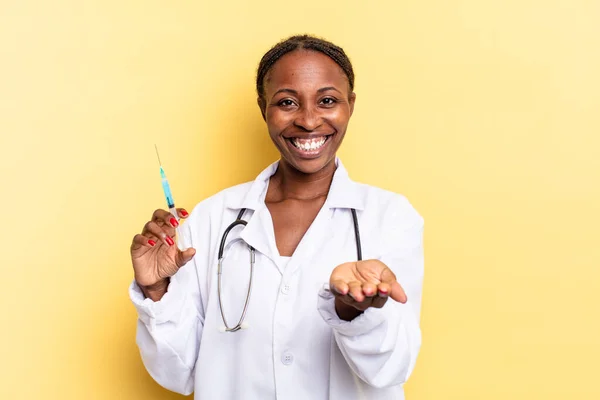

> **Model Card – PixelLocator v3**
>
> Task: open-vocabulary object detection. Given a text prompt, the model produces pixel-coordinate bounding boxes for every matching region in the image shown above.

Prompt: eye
[320,97,337,106]
[278,99,296,107]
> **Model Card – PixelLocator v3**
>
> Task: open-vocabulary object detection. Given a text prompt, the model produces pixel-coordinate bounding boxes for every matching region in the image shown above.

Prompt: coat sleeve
[129,207,207,395]
[318,198,424,389]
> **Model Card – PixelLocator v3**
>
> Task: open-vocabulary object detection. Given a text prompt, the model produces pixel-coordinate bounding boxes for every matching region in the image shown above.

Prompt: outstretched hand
[329,259,406,320]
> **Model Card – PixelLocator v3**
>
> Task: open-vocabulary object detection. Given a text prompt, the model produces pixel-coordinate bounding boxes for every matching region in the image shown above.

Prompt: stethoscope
[217,207,363,332]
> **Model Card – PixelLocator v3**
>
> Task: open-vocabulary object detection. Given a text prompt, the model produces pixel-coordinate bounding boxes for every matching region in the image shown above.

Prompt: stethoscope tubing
[217,207,361,332]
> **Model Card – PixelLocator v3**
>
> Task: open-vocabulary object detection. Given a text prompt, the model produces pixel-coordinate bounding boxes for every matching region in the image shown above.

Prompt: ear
[257,97,267,121]
[348,92,356,117]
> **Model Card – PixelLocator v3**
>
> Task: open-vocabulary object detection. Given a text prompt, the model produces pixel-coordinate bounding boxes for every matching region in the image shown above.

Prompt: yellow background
[1,1,599,399]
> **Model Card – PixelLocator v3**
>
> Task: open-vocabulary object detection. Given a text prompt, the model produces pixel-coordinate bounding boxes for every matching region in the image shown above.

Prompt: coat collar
[225,157,366,212]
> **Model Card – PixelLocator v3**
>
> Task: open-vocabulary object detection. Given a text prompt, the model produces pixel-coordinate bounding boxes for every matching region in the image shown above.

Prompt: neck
[269,158,336,201]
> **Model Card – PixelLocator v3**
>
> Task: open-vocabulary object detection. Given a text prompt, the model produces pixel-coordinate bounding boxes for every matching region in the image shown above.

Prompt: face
[258,50,356,175]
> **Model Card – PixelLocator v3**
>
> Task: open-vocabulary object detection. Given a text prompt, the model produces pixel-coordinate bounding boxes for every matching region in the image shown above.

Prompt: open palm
[329,259,406,311]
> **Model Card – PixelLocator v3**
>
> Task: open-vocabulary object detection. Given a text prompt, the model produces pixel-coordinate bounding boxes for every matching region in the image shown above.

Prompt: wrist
[335,297,364,321]
[139,278,170,301]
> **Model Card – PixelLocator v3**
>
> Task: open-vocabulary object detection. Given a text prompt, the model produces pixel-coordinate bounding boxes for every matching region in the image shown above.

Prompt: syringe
[154,145,182,243]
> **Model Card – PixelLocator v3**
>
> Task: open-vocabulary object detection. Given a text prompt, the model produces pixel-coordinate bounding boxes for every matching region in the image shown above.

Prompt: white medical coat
[130,158,424,399]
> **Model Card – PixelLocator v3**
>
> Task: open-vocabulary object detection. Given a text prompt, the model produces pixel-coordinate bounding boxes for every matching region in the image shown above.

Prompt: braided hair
[256,35,355,102]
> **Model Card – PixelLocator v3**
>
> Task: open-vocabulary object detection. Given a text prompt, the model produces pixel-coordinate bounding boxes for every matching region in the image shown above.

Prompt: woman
[129,35,424,400]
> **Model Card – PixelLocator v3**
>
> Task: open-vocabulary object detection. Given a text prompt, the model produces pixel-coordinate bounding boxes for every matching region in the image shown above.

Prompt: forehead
[264,50,349,94]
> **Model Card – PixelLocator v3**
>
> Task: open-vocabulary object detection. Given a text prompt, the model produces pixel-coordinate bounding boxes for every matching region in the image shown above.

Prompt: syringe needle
[154,144,162,166]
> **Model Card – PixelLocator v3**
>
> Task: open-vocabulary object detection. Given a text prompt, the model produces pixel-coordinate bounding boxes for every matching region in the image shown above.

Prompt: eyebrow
[317,86,342,94]
[273,86,342,96]
[273,88,298,96]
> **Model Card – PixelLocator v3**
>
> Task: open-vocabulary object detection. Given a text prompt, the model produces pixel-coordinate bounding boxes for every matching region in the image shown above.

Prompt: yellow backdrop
[1,1,599,399]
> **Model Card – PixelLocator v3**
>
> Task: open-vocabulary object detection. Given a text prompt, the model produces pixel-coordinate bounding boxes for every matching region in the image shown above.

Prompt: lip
[284,134,334,159]
[283,132,334,140]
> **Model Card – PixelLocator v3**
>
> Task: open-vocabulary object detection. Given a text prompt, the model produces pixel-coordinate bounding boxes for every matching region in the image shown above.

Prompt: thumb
[389,281,407,303]
[176,247,196,268]
[381,267,407,303]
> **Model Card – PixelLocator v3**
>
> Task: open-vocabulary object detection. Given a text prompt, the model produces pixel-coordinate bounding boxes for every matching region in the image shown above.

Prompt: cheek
[328,108,351,128]
[266,110,290,134]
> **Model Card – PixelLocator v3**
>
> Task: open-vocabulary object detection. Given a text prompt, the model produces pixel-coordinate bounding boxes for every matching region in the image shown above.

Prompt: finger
[381,268,408,303]
[177,208,190,219]
[342,295,369,311]
[152,209,180,229]
[335,292,362,310]
[370,294,388,308]
[377,282,392,297]
[330,281,360,307]
[361,282,378,298]
[131,234,157,251]
[175,247,196,268]
[390,281,407,303]
[330,279,349,296]
[348,281,365,303]
[142,221,175,246]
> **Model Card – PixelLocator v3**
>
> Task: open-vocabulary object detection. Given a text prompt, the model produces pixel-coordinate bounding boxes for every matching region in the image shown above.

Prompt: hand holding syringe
[128,146,196,301]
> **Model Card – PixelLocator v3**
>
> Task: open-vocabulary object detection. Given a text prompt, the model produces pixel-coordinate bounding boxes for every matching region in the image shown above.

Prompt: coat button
[281,352,294,365]
[281,284,291,295]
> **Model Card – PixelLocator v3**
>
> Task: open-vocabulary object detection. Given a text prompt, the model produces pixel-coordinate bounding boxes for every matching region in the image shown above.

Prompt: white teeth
[292,137,327,151]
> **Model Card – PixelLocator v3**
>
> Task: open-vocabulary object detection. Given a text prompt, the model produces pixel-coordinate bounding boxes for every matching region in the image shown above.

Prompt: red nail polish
[166,236,174,246]
[170,218,179,227]
[379,289,388,294]
[181,210,189,217]
[148,240,156,247]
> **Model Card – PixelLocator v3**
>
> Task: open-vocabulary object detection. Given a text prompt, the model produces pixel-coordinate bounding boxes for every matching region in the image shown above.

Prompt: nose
[293,106,322,131]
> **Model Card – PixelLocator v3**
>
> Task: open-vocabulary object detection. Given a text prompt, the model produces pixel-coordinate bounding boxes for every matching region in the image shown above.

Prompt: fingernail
[148,240,156,247]
[170,218,179,227]
[181,210,189,217]
[165,236,174,246]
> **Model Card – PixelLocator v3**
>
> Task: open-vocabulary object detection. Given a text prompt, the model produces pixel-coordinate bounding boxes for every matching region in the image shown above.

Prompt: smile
[288,135,331,151]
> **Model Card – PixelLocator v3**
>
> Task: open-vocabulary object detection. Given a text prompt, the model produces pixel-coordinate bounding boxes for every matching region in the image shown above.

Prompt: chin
[285,155,336,175]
